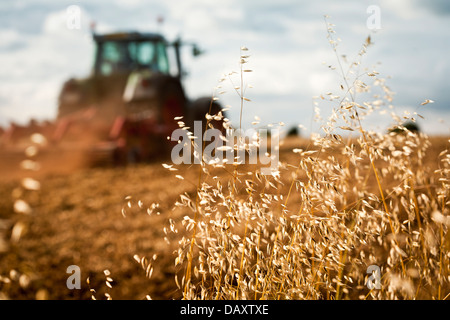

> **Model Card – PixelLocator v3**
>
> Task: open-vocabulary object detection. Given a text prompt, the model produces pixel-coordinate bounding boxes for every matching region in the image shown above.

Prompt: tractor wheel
[155,78,185,155]
[158,78,186,127]
[188,97,224,134]
[57,78,88,119]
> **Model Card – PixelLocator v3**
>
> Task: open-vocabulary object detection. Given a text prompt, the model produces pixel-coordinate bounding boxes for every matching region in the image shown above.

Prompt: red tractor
[1,31,223,166]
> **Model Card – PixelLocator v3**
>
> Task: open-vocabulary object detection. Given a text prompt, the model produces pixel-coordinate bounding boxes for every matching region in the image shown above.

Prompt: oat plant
[130,21,449,300]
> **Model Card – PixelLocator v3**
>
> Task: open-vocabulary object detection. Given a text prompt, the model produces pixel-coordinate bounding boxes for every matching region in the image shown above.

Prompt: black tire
[157,76,186,125]
[187,97,224,134]
[125,75,186,161]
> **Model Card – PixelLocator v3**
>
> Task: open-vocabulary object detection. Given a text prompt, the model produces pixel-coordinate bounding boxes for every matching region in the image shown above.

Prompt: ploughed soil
[0,136,447,300]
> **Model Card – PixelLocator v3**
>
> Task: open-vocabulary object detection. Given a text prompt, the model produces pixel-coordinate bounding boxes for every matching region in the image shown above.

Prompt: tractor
[1,31,223,167]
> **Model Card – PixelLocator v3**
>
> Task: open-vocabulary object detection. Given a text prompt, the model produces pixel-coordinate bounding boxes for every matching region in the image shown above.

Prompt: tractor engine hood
[123,70,158,103]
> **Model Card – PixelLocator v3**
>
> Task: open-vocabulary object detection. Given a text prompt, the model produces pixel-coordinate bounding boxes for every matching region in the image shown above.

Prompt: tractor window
[99,41,131,76]
[97,40,170,76]
[136,42,155,65]
[130,41,170,74]
[156,41,170,74]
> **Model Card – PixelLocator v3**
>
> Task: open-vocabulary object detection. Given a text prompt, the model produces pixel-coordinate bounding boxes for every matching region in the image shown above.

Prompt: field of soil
[0,136,448,300]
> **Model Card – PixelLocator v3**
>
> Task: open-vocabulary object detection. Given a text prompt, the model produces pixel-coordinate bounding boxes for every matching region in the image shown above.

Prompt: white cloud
[380,0,428,20]
[114,0,146,9]
[0,29,25,49]
[0,0,449,135]
[0,7,96,125]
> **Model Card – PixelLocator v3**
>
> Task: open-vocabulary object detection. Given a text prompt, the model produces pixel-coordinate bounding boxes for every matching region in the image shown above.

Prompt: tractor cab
[92,32,172,77]
[54,30,222,164]
[58,31,190,118]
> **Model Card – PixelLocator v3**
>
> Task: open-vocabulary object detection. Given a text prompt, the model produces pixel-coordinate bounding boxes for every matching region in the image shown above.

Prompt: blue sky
[1,0,449,135]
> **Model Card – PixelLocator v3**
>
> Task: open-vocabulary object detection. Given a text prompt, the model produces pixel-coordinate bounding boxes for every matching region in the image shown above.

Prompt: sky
[0,0,449,135]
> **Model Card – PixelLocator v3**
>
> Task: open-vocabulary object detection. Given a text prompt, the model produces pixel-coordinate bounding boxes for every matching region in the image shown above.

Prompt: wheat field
[0,21,449,300]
